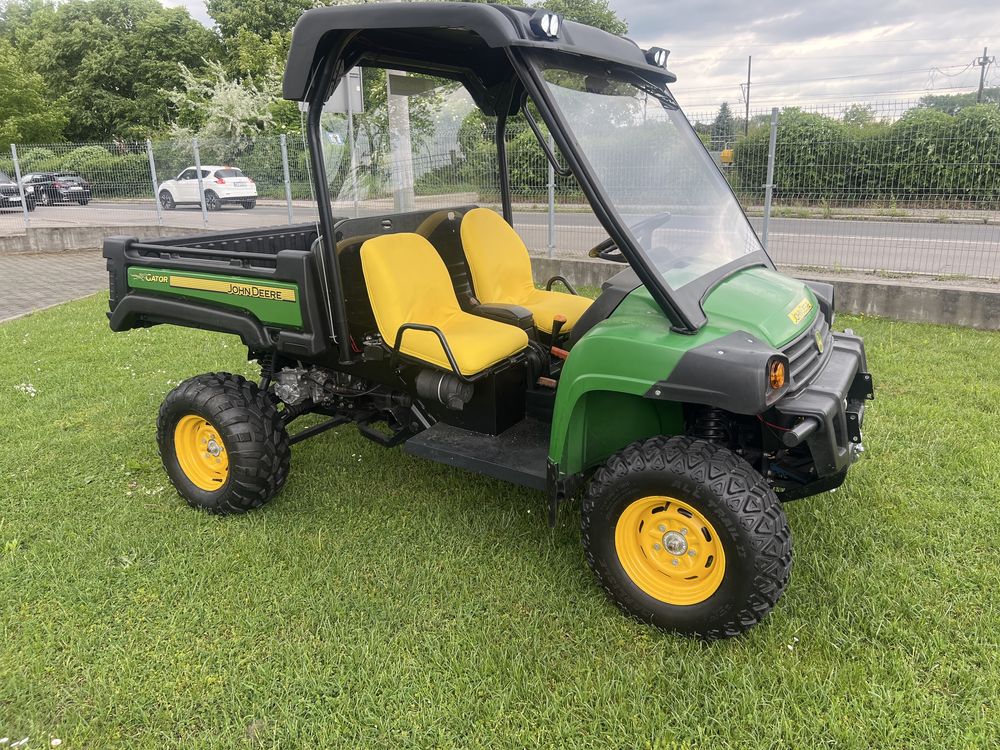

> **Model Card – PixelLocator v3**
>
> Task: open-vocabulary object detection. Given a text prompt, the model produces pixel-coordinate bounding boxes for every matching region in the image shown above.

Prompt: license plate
[233,180,247,187]
[69,186,83,191]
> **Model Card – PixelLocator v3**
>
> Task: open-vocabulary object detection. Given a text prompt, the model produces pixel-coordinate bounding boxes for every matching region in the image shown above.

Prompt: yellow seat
[360,233,529,377]
[460,207,593,334]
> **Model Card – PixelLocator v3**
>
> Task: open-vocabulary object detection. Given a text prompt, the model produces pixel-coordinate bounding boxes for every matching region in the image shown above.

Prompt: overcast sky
[161,0,998,117]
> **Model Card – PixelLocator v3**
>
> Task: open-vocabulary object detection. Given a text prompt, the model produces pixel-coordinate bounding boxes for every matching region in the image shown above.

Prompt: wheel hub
[614,496,726,606]
[662,530,688,556]
[174,414,229,491]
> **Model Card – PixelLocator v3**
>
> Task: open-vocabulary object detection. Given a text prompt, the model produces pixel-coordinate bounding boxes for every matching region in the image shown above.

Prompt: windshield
[538,64,763,289]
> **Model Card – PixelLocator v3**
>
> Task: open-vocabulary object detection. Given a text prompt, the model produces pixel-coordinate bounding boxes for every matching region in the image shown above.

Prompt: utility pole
[743,56,751,136]
[975,47,994,103]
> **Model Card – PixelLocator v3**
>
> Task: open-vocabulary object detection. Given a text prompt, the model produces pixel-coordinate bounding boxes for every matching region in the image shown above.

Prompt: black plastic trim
[645,331,788,415]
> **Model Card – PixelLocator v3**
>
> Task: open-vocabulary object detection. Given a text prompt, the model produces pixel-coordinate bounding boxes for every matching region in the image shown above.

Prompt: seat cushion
[460,207,592,331]
[519,288,595,334]
[360,233,528,376]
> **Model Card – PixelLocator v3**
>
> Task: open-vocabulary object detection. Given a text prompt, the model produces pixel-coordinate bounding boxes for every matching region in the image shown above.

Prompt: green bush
[732,104,1000,206]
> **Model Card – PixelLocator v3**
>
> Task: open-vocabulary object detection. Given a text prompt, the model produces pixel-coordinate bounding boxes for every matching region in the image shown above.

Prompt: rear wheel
[204,190,221,211]
[157,372,290,514]
[77,197,89,205]
[159,190,176,210]
[581,436,792,640]
[242,198,256,209]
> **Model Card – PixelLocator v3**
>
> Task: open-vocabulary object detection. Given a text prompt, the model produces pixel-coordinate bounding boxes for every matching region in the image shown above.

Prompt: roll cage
[283,1,775,363]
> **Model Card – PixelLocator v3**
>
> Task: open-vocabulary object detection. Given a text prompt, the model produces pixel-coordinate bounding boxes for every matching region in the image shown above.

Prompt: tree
[165,59,280,141]
[919,89,1000,114]
[538,0,628,35]
[11,0,221,140]
[0,39,66,142]
[711,102,736,149]
[843,104,876,128]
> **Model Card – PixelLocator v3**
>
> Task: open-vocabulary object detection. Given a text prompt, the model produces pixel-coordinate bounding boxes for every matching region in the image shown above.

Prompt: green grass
[2,295,999,749]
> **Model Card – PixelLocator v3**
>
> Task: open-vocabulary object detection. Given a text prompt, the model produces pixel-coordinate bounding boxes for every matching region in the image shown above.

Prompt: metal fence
[2,97,999,280]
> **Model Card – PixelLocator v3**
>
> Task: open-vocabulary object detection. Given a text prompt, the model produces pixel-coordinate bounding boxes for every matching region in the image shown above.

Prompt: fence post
[146,139,163,226]
[280,134,294,224]
[761,107,779,249]
[193,138,208,228]
[547,133,555,258]
[10,144,30,229]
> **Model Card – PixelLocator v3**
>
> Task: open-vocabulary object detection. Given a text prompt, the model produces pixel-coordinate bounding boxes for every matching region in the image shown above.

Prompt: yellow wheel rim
[614,496,726,606]
[173,414,229,492]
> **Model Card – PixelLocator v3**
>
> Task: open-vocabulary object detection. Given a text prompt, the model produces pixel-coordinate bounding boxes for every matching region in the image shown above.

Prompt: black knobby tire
[204,190,221,211]
[581,436,792,640]
[157,372,290,514]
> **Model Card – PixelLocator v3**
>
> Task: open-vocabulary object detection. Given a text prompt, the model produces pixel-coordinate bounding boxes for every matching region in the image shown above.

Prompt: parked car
[158,166,257,211]
[0,171,35,211]
[21,172,92,205]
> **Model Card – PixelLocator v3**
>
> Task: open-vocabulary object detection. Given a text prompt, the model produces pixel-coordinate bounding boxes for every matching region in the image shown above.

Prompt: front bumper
[774,330,874,477]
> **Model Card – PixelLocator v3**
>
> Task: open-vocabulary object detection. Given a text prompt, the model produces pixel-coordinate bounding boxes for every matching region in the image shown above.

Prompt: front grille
[782,313,832,393]
[0,185,19,196]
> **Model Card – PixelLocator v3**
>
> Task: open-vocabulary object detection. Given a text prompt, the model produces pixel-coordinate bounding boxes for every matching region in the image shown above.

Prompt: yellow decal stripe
[788,298,813,324]
[169,275,297,303]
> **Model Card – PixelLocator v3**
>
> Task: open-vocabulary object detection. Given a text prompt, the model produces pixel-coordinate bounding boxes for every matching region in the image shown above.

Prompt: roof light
[645,47,670,68]
[530,10,562,39]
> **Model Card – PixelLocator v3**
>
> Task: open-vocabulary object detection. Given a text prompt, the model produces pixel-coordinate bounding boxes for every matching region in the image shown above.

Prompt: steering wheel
[587,212,674,263]
[588,237,627,263]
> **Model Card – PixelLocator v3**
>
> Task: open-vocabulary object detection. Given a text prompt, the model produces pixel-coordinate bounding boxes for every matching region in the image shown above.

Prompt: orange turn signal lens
[768,359,787,390]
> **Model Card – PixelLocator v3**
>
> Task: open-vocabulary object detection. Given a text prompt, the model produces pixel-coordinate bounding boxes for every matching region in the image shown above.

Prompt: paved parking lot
[0,252,107,322]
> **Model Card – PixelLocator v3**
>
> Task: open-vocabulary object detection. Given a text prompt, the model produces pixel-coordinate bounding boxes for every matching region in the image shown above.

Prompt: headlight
[768,358,787,390]
[529,10,561,39]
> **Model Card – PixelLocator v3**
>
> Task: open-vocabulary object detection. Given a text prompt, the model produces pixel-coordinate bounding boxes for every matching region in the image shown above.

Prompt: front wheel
[581,436,791,640]
[157,373,290,514]
[38,189,51,206]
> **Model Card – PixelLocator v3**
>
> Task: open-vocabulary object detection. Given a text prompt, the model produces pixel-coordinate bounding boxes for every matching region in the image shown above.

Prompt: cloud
[155,0,998,116]
[620,0,998,115]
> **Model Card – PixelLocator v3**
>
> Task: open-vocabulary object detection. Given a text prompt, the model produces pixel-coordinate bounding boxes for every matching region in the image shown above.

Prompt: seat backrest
[460,207,537,304]
[360,232,463,344]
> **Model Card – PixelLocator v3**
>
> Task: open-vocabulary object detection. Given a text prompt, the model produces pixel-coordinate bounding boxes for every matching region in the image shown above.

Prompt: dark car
[22,172,92,206]
[0,171,35,212]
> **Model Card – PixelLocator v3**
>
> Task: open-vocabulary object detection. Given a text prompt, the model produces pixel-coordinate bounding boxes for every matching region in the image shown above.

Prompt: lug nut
[658,524,666,532]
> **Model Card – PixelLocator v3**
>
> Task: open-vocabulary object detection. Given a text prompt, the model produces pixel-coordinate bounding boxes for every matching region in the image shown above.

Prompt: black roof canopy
[282,2,676,105]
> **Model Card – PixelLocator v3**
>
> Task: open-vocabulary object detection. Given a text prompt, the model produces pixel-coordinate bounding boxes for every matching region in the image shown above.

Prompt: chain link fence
[3,97,999,280]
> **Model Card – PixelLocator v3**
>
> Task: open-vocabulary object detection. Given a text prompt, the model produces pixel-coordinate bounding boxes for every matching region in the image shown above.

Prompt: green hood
[702,267,817,348]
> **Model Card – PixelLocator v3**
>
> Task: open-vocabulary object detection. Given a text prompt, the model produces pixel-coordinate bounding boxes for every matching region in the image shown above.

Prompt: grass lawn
[1,294,998,749]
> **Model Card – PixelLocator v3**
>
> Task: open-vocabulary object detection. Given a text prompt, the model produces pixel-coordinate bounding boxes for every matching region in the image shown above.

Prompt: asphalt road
[2,199,998,277]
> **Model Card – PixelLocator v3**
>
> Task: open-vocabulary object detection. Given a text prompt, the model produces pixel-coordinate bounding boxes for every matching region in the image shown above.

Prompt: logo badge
[788,298,813,324]
[815,330,825,354]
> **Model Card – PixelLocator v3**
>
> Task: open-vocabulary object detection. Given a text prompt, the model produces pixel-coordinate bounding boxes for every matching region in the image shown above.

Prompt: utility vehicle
[103,2,874,639]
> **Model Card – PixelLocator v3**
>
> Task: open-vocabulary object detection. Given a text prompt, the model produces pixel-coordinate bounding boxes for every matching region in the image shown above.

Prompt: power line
[679,84,980,110]
[678,63,972,93]
[667,36,989,49]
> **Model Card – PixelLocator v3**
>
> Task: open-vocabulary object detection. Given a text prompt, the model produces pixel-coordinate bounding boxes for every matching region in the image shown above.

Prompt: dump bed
[103,224,333,358]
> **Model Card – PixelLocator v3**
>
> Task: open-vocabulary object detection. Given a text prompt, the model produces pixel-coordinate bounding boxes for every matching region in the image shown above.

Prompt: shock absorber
[690,407,730,442]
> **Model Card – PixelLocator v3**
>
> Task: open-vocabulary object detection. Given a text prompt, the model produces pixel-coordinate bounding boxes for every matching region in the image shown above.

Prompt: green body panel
[127,266,303,328]
[549,267,817,476]
[702,267,818,348]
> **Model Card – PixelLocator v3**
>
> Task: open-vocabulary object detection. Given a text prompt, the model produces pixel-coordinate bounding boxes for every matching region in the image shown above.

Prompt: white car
[158,166,257,211]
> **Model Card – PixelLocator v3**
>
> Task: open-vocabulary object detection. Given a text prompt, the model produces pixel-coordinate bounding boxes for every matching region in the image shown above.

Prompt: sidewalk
[0,252,107,322]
